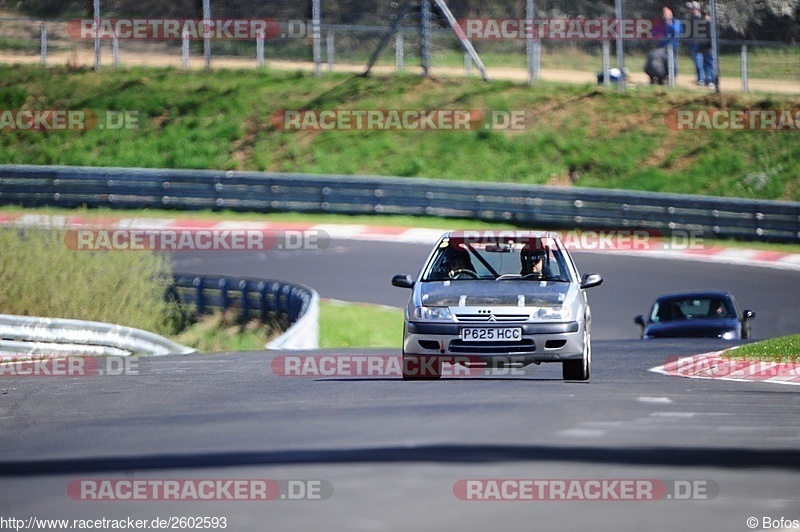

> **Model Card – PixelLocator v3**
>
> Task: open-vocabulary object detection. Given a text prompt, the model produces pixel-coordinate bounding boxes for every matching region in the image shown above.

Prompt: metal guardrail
[1,164,799,243]
[0,314,196,357]
[172,275,319,350]
[0,276,319,356]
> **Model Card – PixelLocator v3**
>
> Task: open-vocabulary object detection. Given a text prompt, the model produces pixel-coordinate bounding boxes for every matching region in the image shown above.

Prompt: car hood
[645,317,740,338]
[417,280,572,307]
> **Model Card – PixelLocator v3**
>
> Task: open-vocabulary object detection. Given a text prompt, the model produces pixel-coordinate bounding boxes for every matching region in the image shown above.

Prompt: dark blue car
[635,290,755,340]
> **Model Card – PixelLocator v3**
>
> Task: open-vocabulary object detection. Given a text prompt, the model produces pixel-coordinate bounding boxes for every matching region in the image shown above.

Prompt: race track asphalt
[1,237,798,532]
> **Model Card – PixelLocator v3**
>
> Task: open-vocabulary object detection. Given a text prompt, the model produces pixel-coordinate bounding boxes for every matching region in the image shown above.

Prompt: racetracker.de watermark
[455,18,706,40]
[68,18,284,40]
[270,109,534,131]
[271,355,526,378]
[448,229,710,251]
[64,229,329,252]
[663,356,800,379]
[665,109,800,131]
[0,110,139,131]
[0,356,145,377]
[453,479,719,501]
[67,479,333,501]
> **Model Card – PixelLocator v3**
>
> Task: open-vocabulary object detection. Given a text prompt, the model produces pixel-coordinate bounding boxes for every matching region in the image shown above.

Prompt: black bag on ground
[644,46,669,85]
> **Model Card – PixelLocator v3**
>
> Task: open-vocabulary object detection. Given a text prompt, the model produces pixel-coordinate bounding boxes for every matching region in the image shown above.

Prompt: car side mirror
[742,309,755,320]
[634,315,646,328]
[392,274,414,289]
[580,273,603,289]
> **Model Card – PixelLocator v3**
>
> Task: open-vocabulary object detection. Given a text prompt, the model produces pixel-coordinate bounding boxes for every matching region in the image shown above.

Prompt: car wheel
[402,353,442,380]
[563,330,591,381]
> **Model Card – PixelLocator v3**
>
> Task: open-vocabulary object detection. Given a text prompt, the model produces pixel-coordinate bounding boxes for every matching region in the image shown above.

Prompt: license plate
[461,327,522,342]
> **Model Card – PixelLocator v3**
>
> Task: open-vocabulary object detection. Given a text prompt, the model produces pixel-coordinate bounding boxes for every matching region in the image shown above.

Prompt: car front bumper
[402,320,585,365]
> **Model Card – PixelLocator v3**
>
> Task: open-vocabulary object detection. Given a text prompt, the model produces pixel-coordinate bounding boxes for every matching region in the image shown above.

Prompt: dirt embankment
[0,48,797,95]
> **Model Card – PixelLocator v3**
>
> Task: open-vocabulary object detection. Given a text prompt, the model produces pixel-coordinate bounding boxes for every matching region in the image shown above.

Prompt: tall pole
[312,0,321,77]
[421,0,431,76]
[40,22,47,66]
[203,0,211,71]
[615,0,625,91]
[526,0,536,85]
[93,0,100,70]
[709,0,720,93]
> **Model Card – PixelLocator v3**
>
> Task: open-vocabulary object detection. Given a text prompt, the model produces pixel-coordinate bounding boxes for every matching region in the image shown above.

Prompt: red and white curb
[2,213,800,270]
[650,350,800,386]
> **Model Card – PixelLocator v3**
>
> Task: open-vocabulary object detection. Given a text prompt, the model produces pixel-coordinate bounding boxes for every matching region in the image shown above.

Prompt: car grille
[448,339,537,354]
[454,314,530,323]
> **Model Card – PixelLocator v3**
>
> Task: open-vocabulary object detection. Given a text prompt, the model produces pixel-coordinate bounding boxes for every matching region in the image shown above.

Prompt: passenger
[520,244,547,277]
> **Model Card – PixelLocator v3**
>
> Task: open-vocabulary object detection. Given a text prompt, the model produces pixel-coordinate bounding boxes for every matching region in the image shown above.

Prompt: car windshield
[650,297,734,322]
[420,234,571,282]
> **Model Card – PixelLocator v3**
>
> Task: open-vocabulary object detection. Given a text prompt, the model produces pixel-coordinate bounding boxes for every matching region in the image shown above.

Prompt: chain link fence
[0,0,797,91]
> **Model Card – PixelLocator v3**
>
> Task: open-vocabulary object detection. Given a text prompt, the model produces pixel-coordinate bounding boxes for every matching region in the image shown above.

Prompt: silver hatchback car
[392,230,602,380]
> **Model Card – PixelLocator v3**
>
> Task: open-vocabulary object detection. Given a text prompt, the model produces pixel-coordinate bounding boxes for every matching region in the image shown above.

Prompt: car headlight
[720,330,736,340]
[535,306,572,321]
[413,306,452,320]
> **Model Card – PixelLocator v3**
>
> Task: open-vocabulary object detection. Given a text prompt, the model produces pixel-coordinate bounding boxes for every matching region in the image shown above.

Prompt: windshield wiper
[521,274,569,282]
[493,273,568,282]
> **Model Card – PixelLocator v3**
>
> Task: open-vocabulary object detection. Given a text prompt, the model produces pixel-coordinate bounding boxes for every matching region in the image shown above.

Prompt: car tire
[563,330,591,381]
[402,353,442,380]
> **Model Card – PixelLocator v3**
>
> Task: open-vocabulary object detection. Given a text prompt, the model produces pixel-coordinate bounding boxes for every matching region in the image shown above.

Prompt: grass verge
[319,300,403,349]
[725,335,800,363]
[167,300,402,352]
[173,310,283,352]
[1,65,798,201]
[0,226,182,335]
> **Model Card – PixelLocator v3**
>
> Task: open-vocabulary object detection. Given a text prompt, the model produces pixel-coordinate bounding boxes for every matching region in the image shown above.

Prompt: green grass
[0,37,40,54]
[171,300,402,352]
[726,335,800,363]
[0,65,798,201]
[0,227,182,335]
[173,310,282,351]
[319,300,403,348]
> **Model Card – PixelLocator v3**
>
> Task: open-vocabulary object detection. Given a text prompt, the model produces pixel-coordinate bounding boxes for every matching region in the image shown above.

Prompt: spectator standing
[659,6,682,79]
[701,10,716,88]
[686,1,706,85]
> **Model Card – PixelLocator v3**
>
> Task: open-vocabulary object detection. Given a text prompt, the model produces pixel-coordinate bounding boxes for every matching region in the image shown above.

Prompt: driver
[520,244,547,277]
[443,247,476,279]
[708,299,728,317]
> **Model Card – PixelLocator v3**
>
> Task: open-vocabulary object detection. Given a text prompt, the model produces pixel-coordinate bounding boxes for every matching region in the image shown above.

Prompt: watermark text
[65,229,329,252]
[454,479,718,500]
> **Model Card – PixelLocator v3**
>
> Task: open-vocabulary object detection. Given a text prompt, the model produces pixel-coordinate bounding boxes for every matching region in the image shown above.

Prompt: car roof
[444,230,555,239]
[654,290,734,301]
[441,230,558,245]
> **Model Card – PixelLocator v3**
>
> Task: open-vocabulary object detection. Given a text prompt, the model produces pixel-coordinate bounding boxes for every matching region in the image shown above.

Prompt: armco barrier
[1,164,799,242]
[0,276,320,356]
[172,276,319,350]
[0,314,195,357]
